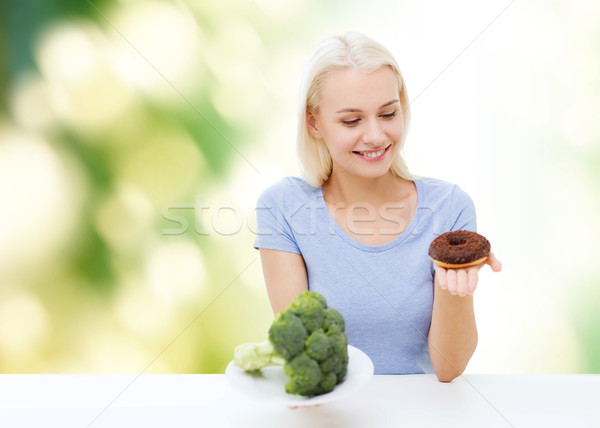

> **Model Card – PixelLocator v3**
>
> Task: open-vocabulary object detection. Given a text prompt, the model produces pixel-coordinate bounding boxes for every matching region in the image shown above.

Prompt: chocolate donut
[428,230,490,268]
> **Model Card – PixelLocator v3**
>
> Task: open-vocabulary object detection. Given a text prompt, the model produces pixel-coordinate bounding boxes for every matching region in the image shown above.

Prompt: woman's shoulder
[414,176,473,206]
[257,176,319,206]
[415,176,456,191]
[414,176,476,231]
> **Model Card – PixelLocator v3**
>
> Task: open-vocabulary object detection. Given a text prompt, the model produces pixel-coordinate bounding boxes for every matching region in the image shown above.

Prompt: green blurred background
[0,0,598,374]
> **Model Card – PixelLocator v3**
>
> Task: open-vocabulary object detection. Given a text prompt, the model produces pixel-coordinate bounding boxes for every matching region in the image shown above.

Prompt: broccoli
[233,291,349,397]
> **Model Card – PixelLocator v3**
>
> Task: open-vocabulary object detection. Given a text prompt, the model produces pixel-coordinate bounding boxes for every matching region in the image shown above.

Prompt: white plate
[225,345,374,406]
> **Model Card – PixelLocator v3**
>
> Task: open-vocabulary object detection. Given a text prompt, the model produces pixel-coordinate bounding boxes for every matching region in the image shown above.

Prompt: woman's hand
[288,404,321,410]
[433,251,502,296]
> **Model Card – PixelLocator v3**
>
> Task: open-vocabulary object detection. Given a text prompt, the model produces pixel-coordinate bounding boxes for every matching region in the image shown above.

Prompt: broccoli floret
[305,328,330,361]
[233,291,349,397]
[327,325,349,380]
[288,291,325,333]
[268,309,307,359]
[303,291,327,309]
[315,371,337,395]
[323,307,345,333]
[284,352,321,396]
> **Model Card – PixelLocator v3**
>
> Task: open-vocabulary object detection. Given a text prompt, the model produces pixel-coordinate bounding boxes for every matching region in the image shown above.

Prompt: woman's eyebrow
[335,99,399,114]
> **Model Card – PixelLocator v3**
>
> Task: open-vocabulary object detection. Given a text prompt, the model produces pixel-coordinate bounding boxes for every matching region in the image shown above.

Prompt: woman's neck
[322,170,409,207]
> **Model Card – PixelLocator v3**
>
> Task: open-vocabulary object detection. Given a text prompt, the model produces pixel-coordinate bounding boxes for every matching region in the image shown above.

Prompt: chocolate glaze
[428,230,490,265]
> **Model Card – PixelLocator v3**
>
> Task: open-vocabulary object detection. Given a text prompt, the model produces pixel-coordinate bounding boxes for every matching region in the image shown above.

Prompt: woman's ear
[306,110,322,139]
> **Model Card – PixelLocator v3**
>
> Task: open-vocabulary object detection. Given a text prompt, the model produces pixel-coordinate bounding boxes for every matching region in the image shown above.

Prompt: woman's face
[307,66,403,180]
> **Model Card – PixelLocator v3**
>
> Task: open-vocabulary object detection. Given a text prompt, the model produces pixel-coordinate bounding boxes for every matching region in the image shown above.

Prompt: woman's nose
[361,119,384,144]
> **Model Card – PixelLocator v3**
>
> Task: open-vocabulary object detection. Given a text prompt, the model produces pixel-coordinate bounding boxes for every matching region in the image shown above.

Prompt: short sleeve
[449,185,477,232]
[253,184,301,254]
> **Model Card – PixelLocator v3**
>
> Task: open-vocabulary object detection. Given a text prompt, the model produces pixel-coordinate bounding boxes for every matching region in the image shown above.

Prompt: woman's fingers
[445,269,457,294]
[288,404,321,410]
[433,250,500,297]
[456,269,469,296]
[435,265,448,289]
[486,251,502,272]
[435,254,497,296]
[467,266,479,294]
[440,265,479,296]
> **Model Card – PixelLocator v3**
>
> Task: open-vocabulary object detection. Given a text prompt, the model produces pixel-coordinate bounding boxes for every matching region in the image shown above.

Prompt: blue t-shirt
[253,176,477,375]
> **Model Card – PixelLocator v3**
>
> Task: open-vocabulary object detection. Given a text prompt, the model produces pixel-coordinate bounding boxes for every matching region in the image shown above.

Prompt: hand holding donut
[429,231,502,296]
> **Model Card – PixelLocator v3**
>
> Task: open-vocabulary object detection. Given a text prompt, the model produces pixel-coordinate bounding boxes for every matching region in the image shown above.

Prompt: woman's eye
[380,111,396,119]
[342,119,360,126]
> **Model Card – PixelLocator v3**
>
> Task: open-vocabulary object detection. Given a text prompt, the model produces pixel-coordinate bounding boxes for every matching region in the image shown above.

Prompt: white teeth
[360,148,385,158]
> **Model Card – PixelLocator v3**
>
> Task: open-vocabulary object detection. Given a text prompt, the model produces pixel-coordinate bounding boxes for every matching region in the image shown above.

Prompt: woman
[254,32,501,381]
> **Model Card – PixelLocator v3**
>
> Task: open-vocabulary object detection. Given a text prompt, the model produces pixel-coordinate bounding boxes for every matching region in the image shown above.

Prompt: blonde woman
[254,32,501,381]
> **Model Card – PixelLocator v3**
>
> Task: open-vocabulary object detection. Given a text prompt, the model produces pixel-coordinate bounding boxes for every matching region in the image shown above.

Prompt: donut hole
[448,236,467,246]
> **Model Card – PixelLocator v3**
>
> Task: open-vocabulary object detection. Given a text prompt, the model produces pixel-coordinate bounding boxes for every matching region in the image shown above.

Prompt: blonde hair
[297,32,412,187]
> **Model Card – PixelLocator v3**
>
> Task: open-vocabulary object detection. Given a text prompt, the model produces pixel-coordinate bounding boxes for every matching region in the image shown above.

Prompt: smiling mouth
[353,145,390,158]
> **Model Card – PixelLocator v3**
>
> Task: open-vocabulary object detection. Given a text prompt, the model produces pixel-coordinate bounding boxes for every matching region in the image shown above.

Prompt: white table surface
[0,374,598,427]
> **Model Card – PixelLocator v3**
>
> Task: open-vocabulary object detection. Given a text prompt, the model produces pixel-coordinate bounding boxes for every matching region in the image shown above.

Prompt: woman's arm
[259,248,309,313]
[428,272,478,382]
[428,252,502,382]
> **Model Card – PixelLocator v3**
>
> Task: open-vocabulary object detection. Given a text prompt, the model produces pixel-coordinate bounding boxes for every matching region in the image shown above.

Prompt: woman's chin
[345,166,394,180]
